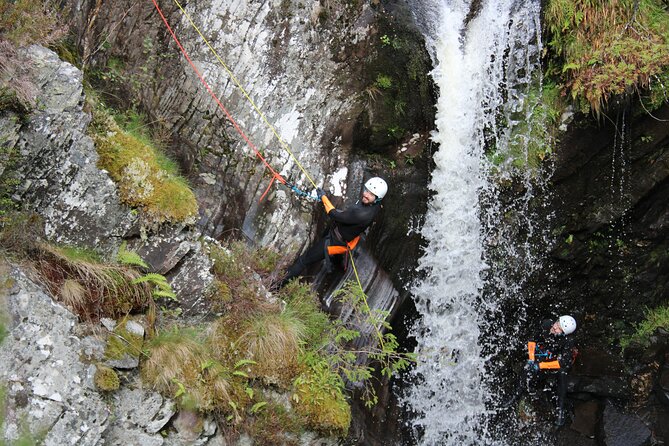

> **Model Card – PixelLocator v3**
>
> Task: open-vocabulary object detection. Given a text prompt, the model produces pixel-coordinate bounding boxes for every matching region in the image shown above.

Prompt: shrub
[621,305,669,349]
[94,365,120,392]
[292,353,351,437]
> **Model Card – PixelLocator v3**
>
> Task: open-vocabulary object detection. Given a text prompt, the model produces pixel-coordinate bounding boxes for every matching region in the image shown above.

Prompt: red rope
[150,0,286,195]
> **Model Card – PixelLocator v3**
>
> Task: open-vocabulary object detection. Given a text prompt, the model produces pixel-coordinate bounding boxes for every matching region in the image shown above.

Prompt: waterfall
[403,0,543,444]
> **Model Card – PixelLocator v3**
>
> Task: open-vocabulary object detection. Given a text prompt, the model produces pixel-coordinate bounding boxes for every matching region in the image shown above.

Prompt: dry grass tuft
[34,244,154,321]
[235,310,304,385]
[59,279,86,310]
[142,328,236,412]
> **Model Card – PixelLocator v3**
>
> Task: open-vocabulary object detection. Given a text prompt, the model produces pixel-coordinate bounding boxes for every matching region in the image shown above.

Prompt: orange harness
[527,341,561,370]
[327,236,360,255]
[321,195,361,256]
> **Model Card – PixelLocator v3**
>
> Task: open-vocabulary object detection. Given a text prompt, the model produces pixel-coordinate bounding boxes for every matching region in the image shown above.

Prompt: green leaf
[233,371,249,378]
[250,401,267,414]
[234,359,257,369]
[153,289,178,300]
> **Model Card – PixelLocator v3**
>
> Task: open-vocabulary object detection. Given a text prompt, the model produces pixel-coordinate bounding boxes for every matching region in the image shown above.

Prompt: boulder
[570,400,599,439]
[597,400,651,446]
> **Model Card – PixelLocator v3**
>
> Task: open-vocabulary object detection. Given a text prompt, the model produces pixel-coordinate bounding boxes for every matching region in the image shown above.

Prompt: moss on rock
[104,319,145,361]
[94,365,120,391]
[88,99,198,227]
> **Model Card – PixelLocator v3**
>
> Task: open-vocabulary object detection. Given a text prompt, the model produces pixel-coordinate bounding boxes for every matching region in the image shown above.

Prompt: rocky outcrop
[2,45,136,253]
[0,263,111,445]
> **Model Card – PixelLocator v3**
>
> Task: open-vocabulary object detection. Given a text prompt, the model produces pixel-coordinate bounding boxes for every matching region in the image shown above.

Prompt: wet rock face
[67,0,435,252]
[547,105,669,319]
[530,104,669,445]
[598,401,651,446]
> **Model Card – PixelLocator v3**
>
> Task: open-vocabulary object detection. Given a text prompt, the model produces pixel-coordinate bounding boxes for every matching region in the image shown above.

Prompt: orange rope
[150,0,286,197]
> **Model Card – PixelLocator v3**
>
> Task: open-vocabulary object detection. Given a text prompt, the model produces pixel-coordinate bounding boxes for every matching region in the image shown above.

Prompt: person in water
[505,315,578,426]
[277,176,387,288]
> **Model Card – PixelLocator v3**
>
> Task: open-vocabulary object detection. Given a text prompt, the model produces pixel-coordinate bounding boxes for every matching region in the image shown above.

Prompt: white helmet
[364,177,388,200]
[559,315,577,335]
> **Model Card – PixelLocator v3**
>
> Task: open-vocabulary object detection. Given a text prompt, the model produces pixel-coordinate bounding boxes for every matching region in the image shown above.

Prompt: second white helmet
[364,177,388,200]
[559,315,577,335]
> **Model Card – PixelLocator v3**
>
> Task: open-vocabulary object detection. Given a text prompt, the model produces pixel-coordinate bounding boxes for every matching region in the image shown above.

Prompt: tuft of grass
[235,310,304,386]
[94,365,120,392]
[279,280,331,350]
[621,305,669,349]
[59,279,87,311]
[88,99,198,227]
[35,243,155,321]
[291,352,351,437]
[142,328,241,413]
[544,0,669,114]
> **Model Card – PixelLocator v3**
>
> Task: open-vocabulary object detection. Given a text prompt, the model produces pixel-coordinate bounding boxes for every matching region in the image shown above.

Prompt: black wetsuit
[505,319,577,425]
[280,200,380,286]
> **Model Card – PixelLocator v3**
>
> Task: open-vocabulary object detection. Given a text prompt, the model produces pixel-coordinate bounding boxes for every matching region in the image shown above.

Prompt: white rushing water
[404,0,542,444]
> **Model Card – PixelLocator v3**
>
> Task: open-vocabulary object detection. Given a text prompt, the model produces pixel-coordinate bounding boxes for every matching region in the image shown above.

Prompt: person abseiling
[277,176,387,288]
[504,315,578,427]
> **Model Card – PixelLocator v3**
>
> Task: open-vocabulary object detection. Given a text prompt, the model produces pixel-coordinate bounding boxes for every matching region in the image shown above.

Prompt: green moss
[54,245,103,263]
[544,0,669,113]
[291,355,351,437]
[94,365,120,391]
[88,100,198,227]
[489,81,562,174]
[105,319,144,360]
[205,279,232,312]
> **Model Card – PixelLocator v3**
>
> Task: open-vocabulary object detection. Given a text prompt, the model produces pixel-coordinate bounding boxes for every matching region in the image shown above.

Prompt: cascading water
[403,0,544,444]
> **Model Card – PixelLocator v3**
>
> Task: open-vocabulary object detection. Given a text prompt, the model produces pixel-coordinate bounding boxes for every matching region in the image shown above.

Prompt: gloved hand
[316,188,326,199]
[526,360,539,372]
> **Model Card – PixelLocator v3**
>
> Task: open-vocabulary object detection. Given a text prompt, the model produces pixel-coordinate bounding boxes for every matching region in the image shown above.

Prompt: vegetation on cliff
[543,0,669,114]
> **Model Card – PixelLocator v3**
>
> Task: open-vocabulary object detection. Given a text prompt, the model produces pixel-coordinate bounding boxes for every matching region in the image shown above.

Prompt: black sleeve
[328,206,367,225]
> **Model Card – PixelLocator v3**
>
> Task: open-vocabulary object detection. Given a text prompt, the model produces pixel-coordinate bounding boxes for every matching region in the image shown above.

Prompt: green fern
[117,242,149,269]
[132,273,169,286]
[153,289,177,300]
